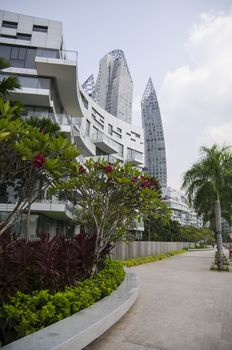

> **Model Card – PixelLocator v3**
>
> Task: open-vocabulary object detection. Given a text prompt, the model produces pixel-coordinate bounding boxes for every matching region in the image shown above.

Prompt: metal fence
[111,241,195,260]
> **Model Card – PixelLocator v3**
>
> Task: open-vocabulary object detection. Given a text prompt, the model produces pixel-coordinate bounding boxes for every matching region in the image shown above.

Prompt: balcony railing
[86,155,120,164]
[126,151,143,165]
[91,132,119,153]
[0,73,50,90]
[36,48,77,62]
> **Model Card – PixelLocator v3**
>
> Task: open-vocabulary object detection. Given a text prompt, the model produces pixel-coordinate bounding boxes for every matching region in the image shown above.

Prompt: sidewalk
[85,250,232,350]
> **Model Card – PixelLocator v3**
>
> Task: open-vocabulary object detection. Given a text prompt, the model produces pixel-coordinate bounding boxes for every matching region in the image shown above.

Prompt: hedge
[0,260,125,347]
[119,249,187,267]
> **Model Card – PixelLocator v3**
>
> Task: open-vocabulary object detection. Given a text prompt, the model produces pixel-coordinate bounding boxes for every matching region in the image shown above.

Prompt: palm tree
[26,116,61,136]
[182,144,232,270]
[0,57,21,99]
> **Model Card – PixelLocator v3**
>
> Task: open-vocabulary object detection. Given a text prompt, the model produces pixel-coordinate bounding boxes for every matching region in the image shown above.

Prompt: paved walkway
[85,250,232,350]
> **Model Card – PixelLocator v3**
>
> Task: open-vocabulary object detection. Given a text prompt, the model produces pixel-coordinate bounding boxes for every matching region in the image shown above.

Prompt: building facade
[162,187,203,227]
[141,78,167,187]
[94,49,133,124]
[0,10,144,238]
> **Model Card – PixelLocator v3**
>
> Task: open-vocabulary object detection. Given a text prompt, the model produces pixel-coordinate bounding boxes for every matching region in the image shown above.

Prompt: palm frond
[0,76,21,98]
[0,57,10,70]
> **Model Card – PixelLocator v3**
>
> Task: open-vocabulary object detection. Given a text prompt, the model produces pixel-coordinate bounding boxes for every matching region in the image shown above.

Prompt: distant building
[162,187,203,227]
[141,78,167,187]
[94,49,133,124]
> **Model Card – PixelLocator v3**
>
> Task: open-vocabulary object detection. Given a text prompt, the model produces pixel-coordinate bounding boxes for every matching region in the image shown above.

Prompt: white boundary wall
[111,241,194,260]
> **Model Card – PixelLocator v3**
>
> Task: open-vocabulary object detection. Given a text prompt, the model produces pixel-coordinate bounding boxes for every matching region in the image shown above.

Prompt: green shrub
[0,260,125,346]
[210,264,230,272]
[119,249,186,267]
[211,252,230,271]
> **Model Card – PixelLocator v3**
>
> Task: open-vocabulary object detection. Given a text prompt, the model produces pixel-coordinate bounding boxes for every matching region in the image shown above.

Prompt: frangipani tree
[0,99,79,235]
[57,159,170,273]
[182,144,232,270]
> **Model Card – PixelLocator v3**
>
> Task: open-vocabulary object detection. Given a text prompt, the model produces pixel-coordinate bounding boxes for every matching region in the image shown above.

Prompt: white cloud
[199,123,232,147]
[159,10,232,190]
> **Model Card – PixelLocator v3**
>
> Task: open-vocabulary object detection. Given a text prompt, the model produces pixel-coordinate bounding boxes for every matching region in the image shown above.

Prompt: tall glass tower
[95,49,133,123]
[141,78,167,187]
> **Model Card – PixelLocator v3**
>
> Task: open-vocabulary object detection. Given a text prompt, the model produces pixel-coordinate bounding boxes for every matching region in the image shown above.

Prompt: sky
[1,0,232,190]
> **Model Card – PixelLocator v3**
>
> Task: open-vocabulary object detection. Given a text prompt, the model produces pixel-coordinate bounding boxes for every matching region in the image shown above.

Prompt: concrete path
[85,250,232,350]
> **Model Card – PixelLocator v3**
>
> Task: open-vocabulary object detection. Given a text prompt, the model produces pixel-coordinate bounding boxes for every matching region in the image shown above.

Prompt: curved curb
[3,268,139,350]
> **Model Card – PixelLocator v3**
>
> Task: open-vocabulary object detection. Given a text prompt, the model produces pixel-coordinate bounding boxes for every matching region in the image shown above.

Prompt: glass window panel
[25,48,36,68]
[2,21,18,29]
[11,47,19,59]
[10,59,24,68]
[0,45,11,60]
[38,78,50,89]
[33,25,48,33]
[18,47,27,60]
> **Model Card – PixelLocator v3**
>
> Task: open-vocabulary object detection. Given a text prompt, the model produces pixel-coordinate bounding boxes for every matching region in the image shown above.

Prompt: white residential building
[0,10,144,237]
[162,187,203,227]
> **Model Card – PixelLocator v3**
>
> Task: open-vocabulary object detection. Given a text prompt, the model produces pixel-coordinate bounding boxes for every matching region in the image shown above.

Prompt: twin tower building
[92,49,167,187]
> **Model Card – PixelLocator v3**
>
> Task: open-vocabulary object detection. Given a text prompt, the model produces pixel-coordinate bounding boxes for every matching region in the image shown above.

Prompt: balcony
[2,73,51,106]
[72,125,95,156]
[0,199,74,221]
[31,199,74,221]
[126,151,144,165]
[91,133,118,154]
[85,154,120,164]
[35,49,83,117]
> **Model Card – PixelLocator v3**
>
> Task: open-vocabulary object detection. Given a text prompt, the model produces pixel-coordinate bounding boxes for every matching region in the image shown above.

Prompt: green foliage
[0,260,125,346]
[181,143,232,269]
[144,217,181,241]
[182,144,232,227]
[119,249,187,267]
[144,215,215,244]
[180,226,215,244]
[56,158,170,269]
[0,57,21,100]
[0,99,79,234]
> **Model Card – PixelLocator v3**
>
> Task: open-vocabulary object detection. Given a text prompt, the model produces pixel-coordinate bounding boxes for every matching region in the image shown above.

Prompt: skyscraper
[141,78,167,187]
[94,49,133,123]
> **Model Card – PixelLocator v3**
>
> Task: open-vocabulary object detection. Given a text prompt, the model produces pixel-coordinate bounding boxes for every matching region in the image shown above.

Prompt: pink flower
[33,154,45,169]
[104,165,113,173]
[131,176,138,183]
[79,165,86,174]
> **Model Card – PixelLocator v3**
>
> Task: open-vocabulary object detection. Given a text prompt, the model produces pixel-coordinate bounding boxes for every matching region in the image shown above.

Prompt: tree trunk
[25,204,31,238]
[0,212,18,235]
[214,199,224,270]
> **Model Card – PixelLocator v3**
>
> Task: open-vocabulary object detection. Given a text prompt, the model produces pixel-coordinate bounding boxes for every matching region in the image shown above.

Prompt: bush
[0,230,113,302]
[0,260,125,346]
[119,249,187,267]
[211,252,230,271]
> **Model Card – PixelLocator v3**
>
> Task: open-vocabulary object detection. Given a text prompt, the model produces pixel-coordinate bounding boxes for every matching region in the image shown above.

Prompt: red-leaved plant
[0,228,109,303]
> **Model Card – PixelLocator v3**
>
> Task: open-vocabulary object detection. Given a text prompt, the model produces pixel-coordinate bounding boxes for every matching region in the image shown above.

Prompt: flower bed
[0,260,125,347]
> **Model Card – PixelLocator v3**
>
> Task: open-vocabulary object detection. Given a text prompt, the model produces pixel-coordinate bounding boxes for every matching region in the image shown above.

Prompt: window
[113,131,122,139]
[116,143,123,157]
[108,124,113,135]
[86,120,90,136]
[0,34,16,39]
[17,33,31,41]
[33,25,48,33]
[2,20,18,29]
[80,93,88,109]
[0,45,37,69]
